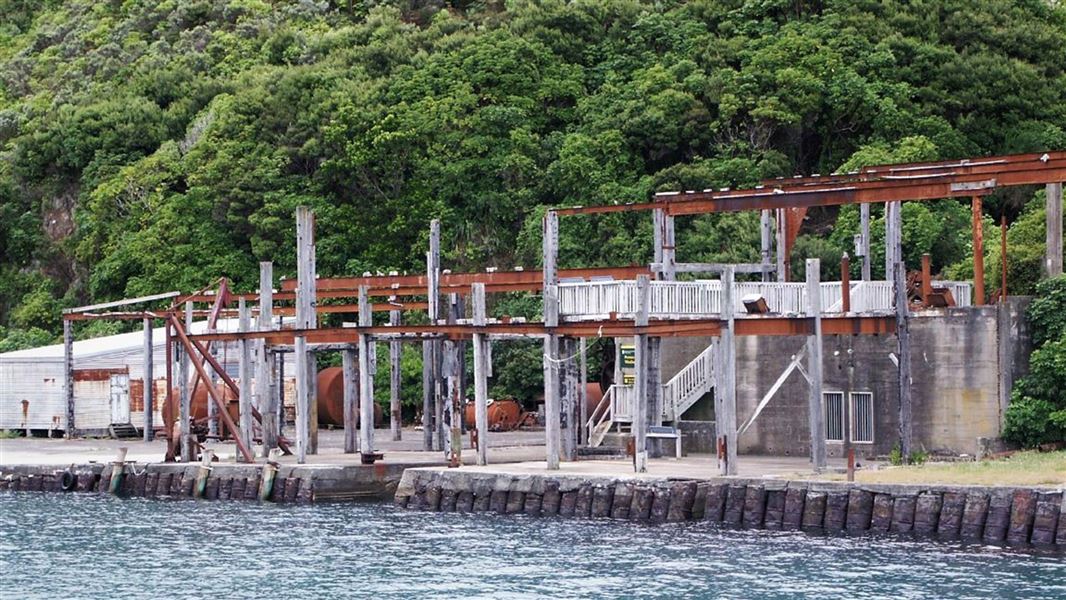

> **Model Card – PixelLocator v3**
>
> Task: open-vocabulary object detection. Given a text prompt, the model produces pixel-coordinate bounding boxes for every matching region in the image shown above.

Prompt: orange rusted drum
[584,382,603,418]
[316,367,383,427]
[161,384,238,425]
[463,398,526,431]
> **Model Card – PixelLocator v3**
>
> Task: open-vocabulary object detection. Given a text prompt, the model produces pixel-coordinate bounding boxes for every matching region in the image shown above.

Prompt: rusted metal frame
[186,280,231,432]
[760,151,1066,189]
[286,266,651,293]
[168,315,254,463]
[972,195,986,305]
[169,277,226,310]
[841,254,851,313]
[1000,215,1008,302]
[921,254,933,305]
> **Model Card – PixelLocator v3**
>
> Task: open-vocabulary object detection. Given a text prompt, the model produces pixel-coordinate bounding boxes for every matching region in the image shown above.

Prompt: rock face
[392,468,1064,551]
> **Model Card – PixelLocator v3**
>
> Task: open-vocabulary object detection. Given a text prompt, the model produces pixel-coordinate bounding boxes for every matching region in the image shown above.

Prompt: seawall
[0,461,409,503]
[394,468,1065,550]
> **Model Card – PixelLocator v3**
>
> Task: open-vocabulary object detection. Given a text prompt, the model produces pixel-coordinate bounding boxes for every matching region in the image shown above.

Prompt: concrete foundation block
[1056,496,1066,546]
[611,483,633,520]
[631,487,655,521]
[506,490,526,514]
[764,489,786,530]
[592,485,615,519]
[723,485,746,525]
[667,482,697,522]
[913,493,942,535]
[937,492,965,538]
[439,487,458,512]
[490,489,509,514]
[650,487,671,523]
[285,477,302,503]
[220,477,234,500]
[229,477,245,501]
[144,473,159,497]
[703,484,728,523]
[983,492,1012,543]
[524,492,543,517]
[782,488,807,530]
[801,492,826,530]
[456,490,475,513]
[574,485,593,518]
[132,473,147,496]
[559,491,578,517]
[961,493,989,539]
[296,481,313,504]
[243,477,260,500]
[824,492,849,532]
[541,481,561,516]
[1030,492,1061,546]
[1007,490,1036,544]
[890,496,916,533]
[870,493,894,532]
[845,490,873,532]
[271,477,288,502]
[742,486,767,528]
[691,483,709,520]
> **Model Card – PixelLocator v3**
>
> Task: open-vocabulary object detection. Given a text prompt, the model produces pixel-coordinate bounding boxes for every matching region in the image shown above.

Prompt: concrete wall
[660,300,1032,458]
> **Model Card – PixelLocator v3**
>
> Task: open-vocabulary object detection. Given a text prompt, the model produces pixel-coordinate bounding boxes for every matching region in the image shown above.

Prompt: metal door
[109,373,131,424]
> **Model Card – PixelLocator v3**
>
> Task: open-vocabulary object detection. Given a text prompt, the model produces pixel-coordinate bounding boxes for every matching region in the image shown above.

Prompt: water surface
[1,493,1062,599]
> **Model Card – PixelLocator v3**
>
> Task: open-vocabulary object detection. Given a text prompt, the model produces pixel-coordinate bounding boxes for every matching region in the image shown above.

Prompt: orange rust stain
[130,379,144,412]
[72,368,128,381]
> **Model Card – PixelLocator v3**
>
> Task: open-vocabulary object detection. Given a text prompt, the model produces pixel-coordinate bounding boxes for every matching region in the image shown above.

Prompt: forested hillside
[2,0,1065,351]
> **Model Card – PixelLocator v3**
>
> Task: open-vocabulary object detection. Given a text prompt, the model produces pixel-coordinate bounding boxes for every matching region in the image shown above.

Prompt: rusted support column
[761,209,773,282]
[358,286,375,462]
[543,210,561,470]
[633,275,651,473]
[423,219,440,452]
[895,261,913,462]
[143,316,153,442]
[237,299,253,460]
[841,253,851,313]
[1001,216,1008,302]
[63,319,74,438]
[389,302,402,441]
[715,267,737,475]
[342,347,358,454]
[1047,182,1063,278]
[180,302,193,462]
[921,253,932,305]
[472,283,489,466]
[860,203,871,280]
[806,259,826,472]
[972,196,985,305]
[256,262,277,452]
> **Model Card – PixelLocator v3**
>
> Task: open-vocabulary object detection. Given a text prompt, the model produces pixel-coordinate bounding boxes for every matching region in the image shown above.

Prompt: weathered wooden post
[294,206,317,462]
[472,283,489,466]
[761,209,773,282]
[860,203,871,280]
[715,267,737,476]
[561,337,579,461]
[578,338,587,445]
[806,259,826,473]
[389,302,402,441]
[841,253,851,313]
[257,262,277,452]
[775,208,788,281]
[423,219,440,452]
[142,316,153,442]
[543,210,562,470]
[180,301,193,462]
[633,274,651,473]
[237,298,253,460]
[445,293,462,466]
[342,346,358,454]
[358,286,375,463]
[972,196,985,305]
[1046,182,1063,277]
[894,261,913,463]
[884,201,901,280]
[64,319,74,439]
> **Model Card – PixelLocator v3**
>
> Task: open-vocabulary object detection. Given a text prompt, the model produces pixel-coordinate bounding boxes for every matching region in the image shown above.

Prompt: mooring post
[258,460,277,502]
[237,299,253,460]
[257,261,277,453]
[1047,182,1063,277]
[761,209,773,282]
[424,219,441,452]
[543,209,561,470]
[389,302,402,441]
[143,316,154,442]
[805,259,826,473]
[894,261,913,463]
[108,447,128,495]
[715,267,738,476]
[194,449,214,498]
[472,283,489,466]
[972,196,985,305]
[64,318,74,439]
[179,301,193,462]
[633,275,651,473]
[860,203,871,280]
[358,286,375,462]
[342,346,358,454]
[294,207,317,462]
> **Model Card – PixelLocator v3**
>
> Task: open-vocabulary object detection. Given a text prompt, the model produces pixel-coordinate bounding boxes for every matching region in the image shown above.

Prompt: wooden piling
[1047,182,1063,277]
[860,203,871,280]
[543,210,561,470]
[257,262,277,452]
[295,207,318,461]
[237,299,253,459]
[342,347,358,454]
[142,317,153,442]
[760,209,773,282]
[64,319,74,438]
[972,195,985,305]
[179,302,193,462]
[424,219,441,452]
[358,286,375,462]
[805,259,826,472]
[895,261,913,461]
[472,283,489,466]
[633,275,651,473]
[389,305,402,442]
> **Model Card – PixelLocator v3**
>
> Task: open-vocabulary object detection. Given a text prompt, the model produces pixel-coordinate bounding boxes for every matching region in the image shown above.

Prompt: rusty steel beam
[281,266,651,293]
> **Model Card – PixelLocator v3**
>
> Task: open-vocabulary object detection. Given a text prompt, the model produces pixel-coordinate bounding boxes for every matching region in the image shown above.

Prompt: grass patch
[808,450,1066,486]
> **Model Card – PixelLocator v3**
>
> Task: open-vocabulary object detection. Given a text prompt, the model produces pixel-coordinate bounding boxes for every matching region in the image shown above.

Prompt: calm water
[1,493,1063,599]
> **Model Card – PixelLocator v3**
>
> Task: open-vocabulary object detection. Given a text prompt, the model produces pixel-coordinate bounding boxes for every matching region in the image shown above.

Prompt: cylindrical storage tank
[584,383,604,419]
[162,384,239,426]
[463,398,525,431]
[316,367,383,427]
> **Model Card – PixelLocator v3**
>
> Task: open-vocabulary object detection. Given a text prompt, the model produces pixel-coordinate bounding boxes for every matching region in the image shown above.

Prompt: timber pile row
[394,471,1066,549]
[0,467,312,503]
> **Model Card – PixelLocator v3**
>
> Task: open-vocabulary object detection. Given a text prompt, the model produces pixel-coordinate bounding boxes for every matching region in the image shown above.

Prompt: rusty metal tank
[463,398,525,431]
[316,367,383,427]
[162,385,239,425]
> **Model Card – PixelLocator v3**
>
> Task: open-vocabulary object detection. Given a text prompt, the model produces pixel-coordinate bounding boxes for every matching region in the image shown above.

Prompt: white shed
[0,319,294,435]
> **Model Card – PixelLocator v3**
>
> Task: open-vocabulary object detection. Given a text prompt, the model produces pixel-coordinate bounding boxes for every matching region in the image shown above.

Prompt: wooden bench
[647,426,683,459]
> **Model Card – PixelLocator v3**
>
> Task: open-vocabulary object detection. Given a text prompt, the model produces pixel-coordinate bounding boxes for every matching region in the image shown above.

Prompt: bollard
[258,463,278,502]
[108,448,129,495]
[193,450,215,499]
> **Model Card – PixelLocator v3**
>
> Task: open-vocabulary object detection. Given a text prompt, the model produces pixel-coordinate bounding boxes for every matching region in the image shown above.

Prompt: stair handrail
[662,343,716,421]
[585,384,616,443]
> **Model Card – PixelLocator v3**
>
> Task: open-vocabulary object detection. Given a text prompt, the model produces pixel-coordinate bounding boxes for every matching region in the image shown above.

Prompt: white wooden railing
[559,279,972,320]
[662,343,716,422]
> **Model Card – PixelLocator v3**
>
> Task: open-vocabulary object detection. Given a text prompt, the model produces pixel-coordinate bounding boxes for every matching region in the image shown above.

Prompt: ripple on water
[0,493,1063,600]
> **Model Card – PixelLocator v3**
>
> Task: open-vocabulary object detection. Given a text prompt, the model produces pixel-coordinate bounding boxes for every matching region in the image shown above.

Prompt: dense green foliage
[1003,276,1066,448]
[1,1,1065,412]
